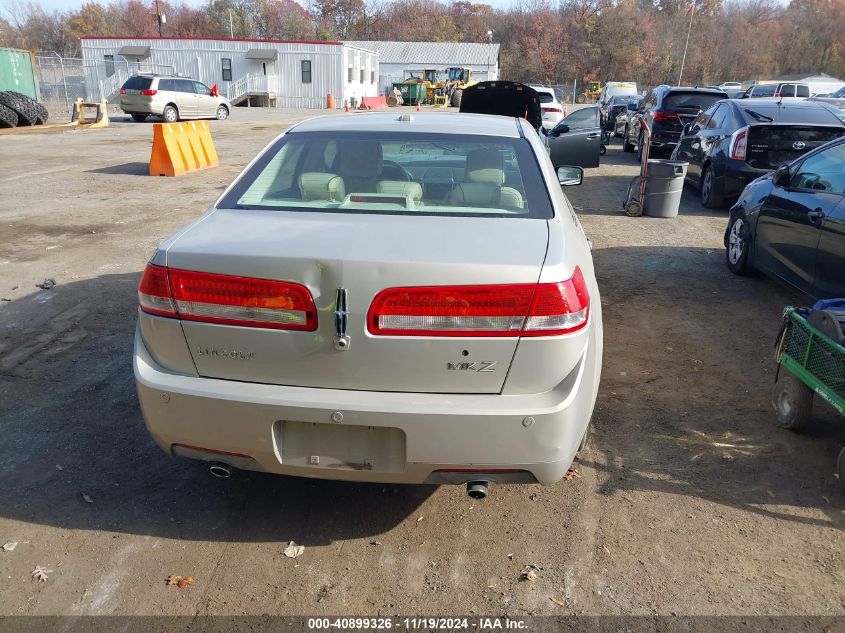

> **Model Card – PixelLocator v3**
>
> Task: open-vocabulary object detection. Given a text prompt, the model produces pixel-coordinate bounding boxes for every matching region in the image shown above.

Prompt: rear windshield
[741,105,844,125]
[121,76,153,90]
[611,95,639,105]
[751,85,777,97]
[218,132,553,219]
[664,91,725,111]
[537,92,554,103]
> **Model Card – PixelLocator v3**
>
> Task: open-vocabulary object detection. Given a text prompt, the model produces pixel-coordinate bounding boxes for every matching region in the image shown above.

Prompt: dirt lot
[0,108,843,627]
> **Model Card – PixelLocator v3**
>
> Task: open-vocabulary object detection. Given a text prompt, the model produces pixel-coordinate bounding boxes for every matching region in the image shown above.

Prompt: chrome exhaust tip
[466,481,489,500]
[209,462,232,479]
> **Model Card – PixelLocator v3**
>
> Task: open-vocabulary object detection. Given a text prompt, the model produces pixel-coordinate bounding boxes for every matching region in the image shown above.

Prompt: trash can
[642,159,688,218]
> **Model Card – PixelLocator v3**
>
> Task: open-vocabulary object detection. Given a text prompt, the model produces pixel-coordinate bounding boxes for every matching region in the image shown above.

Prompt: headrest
[335,141,383,179]
[299,172,345,202]
[378,180,423,201]
[465,149,505,185]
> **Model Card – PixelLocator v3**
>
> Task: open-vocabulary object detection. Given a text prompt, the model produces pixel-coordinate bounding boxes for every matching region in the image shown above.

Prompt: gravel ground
[0,108,842,628]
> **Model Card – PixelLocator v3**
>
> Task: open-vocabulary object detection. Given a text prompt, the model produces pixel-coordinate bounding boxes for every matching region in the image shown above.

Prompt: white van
[599,82,638,106]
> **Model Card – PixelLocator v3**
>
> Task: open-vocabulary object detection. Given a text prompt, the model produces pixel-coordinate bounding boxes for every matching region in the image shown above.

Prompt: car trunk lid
[746,125,844,169]
[163,209,550,393]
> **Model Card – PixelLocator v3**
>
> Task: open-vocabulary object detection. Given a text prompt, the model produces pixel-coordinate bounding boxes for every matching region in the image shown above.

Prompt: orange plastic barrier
[149,121,219,177]
[359,96,389,110]
[326,93,336,109]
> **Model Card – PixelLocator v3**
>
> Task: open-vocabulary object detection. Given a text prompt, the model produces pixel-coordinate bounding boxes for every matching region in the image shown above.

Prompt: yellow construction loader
[443,67,476,107]
[576,80,602,104]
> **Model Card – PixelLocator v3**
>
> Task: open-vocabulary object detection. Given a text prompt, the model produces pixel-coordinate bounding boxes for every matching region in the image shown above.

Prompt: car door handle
[586,133,600,139]
[807,209,825,224]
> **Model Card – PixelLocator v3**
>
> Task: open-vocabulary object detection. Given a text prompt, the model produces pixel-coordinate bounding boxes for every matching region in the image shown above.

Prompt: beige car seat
[446,150,524,209]
[299,173,346,202]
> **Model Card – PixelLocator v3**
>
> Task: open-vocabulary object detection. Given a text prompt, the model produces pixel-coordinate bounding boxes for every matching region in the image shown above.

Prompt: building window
[360,67,365,83]
[371,70,375,84]
[348,67,353,83]
[221,58,232,82]
[104,54,114,78]
[301,60,312,84]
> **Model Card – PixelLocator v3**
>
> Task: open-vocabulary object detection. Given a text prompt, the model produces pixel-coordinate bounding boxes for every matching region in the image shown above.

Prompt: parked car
[725,136,845,299]
[612,97,641,137]
[810,85,845,113]
[134,111,603,495]
[119,74,230,123]
[601,94,640,132]
[529,85,565,130]
[723,88,746,99]
[597,82,638,107]
[740,82,810,101]
[718,82,743,90]
[672,98,845,208]
[546,106,602,168]
[624,85,727,161]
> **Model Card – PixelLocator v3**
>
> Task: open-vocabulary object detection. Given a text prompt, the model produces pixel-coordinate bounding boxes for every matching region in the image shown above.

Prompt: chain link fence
[34,54,174,121]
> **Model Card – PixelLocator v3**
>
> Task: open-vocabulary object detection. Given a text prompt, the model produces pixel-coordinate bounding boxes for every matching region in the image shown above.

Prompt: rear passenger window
[175,80,195,93]
[158,79,175,91]
[707,105,729,129]
[790,143,845,194]
[796,85,810,98]
[562,108,597,130]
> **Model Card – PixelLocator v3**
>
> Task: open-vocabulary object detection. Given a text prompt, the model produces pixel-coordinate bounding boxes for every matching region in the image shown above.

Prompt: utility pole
[154,0,164,36]
[678,3,695,86]
[229,9,235,38]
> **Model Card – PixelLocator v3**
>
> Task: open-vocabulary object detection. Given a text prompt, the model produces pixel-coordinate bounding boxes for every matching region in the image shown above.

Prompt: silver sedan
[134,112,603,497]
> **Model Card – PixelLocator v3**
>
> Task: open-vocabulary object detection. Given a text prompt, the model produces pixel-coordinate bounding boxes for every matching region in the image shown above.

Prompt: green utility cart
[392,82,426,106]
[773,306,845,482]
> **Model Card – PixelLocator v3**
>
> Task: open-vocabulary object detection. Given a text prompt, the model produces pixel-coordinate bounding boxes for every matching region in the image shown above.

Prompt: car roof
[731,98,845,125]
[529,85,555,95]
[289,112,522,138]
[664,86,727,95]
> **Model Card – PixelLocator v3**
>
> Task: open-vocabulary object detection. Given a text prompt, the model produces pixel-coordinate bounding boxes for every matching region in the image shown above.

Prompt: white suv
[530,85,565,130]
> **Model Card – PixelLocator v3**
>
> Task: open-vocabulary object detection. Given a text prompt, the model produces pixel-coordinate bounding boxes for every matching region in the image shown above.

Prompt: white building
[80,37,379,109]
[345,41,500,95]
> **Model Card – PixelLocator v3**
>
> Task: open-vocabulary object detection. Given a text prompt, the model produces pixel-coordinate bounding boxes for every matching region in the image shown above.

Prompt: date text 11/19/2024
[307,617,528,630]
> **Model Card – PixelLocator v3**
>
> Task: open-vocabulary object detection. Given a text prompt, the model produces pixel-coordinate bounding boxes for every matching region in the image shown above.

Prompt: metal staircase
[227,74,279,106]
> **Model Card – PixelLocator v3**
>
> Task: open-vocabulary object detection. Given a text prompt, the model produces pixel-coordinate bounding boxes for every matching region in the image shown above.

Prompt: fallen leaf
[177,577,194,589]
[81,493,93,503]
[2,542,18,552]
[31,566,53,582]
[165,575,182,586]
[564,468,582,481]
[549,596,566,608]
[284,541,305,559]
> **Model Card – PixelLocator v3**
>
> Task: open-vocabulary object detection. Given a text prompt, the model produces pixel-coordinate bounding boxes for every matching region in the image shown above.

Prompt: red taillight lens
[542,107,562,113]
[368,267,590,337]
[138,264,317,331]
[138,263,177,317]
[653,111,680,123]
[119,88,126,95]
[729,126,749,160]
[139,89,158,96]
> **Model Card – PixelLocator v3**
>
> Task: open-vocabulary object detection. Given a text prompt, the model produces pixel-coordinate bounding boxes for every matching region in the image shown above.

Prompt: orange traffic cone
[563,104,568,117]
[344,100,349,113]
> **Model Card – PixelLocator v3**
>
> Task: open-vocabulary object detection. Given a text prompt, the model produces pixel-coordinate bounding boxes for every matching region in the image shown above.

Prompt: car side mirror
[557,166,583,186]
[552,124,570,136]
[773,164,791,187]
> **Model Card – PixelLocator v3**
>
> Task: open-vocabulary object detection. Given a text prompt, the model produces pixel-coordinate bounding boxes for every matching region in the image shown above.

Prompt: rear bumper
[134,328,598,486]
[722,162,769,197]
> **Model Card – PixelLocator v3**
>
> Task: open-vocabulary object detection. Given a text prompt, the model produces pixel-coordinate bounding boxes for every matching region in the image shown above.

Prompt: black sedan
[612,97,641,137]
[725,136,845,299]
[672,99,845,208]
[601,94,640,132]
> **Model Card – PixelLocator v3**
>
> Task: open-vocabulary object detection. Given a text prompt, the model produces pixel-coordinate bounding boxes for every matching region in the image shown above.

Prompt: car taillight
[119,88,126,95]
[138,263,317,331]
[139,89,158,96]
[367,267,590,337]
[729,126,749,160]
[543,107,562,113]
[653,111,680,123]
[138,263,177,318]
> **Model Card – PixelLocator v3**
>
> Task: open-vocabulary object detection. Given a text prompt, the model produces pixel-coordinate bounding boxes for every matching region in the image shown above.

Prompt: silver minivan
[119,74,231,123]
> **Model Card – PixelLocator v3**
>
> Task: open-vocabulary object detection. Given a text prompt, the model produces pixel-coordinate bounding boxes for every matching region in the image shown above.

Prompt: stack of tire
[0,91,49,129]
